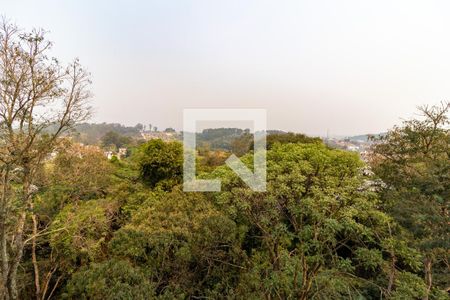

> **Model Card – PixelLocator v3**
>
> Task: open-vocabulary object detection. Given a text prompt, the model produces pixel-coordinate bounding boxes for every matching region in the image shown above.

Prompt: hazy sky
[3,0,450,136]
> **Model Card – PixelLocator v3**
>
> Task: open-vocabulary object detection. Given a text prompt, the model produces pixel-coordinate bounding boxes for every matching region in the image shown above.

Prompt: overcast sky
[3,0,450,136]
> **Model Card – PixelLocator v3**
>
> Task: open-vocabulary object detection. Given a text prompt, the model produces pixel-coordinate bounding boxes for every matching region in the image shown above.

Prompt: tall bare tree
[0,19,91,300]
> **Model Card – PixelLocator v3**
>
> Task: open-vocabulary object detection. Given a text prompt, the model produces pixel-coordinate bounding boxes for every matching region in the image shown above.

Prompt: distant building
[140,131,179,141]
[104,147,128,160]
[104,151,114,160]
[347,145,360,152]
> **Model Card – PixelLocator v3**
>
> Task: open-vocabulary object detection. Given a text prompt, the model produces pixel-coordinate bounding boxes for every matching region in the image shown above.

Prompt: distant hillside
[69,123,142,144]
[196,128,321,152]
[197,128,249,150]
[67,124,322,149]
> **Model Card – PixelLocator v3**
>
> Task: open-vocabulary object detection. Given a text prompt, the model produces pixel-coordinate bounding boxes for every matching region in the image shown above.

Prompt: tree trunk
[0,226,9,300]
[7,172,31,300]
[298,278,313,300]
[387,254,397,295]
[31,211,41,300]
[423,257,433,300]
[0,167,11,300]
[7,211,27,300]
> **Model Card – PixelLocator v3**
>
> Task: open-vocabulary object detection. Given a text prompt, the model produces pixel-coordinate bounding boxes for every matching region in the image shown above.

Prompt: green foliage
[231,132,253,156]
[371,103,450,296]
[390,272,427,300]
[12,105,448,299]
[35,142,114,218]
[109,188,245,297]
[355,248,384,271]
[101,131,132,149]
[207,143,406,299]
[50,142,113,198]
[133,139,183,189]
[197,128,249,150]
[50,199,117,268]
[70,122,140,145]
[64,259,155,300]
[265,132,323,149]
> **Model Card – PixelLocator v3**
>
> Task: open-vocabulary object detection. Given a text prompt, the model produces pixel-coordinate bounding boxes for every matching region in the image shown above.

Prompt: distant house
[347,145,360,152]
[104,151,114,160]
[104,147,128,160]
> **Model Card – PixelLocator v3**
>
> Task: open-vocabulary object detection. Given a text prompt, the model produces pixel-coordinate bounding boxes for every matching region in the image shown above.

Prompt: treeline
[66,124,323,157]
[70,123,142,145]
